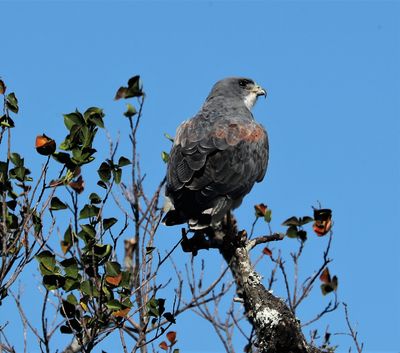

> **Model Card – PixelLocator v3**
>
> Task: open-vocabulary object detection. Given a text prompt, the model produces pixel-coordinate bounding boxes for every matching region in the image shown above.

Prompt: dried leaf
[112,307,130,317]
[313,208,332,236]
[0,80,6,95]
[254,203,267,217]
[262,247,272,256]
[105,272,122,286]
[166,331,176,344]
[69,175,84,194]
[320,267,331,284]
[159,341,168,351]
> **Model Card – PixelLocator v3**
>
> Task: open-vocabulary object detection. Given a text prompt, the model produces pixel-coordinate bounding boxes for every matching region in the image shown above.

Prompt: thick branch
[183,218,324,353]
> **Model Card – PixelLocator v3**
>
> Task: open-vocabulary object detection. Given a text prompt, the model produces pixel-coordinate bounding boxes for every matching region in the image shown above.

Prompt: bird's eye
[238,79,252,87]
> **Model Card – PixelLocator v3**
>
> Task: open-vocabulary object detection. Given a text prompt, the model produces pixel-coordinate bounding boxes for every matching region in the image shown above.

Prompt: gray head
[206,77,266,110]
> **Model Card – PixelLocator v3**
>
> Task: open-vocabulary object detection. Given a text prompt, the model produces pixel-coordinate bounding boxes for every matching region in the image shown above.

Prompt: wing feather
[166,113,268,223]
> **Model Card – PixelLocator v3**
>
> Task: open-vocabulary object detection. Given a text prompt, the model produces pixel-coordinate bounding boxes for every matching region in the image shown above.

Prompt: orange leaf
[262,247,272,256]
[35,134,56,155]
[159,341,168,351]
[105,272,122,286]
[112,307,130,318]
[60,240,72,255]
[313,208,332,236]
[166,331,176,344]
[320,267,331,284]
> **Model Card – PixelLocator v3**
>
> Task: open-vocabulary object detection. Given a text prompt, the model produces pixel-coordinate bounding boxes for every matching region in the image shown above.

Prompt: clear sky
[1,1,399,353]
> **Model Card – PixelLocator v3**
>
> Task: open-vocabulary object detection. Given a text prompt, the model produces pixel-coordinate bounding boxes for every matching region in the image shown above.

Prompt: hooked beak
[252,84,267,98]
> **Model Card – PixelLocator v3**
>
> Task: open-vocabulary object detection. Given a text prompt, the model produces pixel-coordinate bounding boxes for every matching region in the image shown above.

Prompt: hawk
[163,77,268,230]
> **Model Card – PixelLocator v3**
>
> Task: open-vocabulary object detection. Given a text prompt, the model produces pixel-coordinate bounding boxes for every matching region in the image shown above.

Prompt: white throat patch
[244,92,257,110]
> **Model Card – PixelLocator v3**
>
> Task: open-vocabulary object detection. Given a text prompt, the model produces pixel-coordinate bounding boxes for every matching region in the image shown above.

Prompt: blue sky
[1,1,399,352]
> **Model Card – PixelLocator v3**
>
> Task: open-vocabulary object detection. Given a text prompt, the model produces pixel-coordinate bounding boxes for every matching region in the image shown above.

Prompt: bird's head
[207,77,267,110]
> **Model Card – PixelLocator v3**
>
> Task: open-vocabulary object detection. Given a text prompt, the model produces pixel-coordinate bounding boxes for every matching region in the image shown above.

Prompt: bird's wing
[167,114,268,208]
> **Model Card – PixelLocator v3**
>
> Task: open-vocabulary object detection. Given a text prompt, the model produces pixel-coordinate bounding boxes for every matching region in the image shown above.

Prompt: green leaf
[120,271,132,289]
[146,298,160,317]
[66,293,78,305]
[60,325,73,334]
[64,111,84,131]
[61,225,74,254]
[80,224,96,238]
[6,213,18,229]
[63,277,81,292]
[50,197,68,211]
[123,103,137,118]
[89,192,102,204]
[113,168,122,184]
[52,152,72,165]
[9,153,23,167]
[105,261,121,277]
[6,93,18,114]
[60,300,76,318]
[114,75,143,100]
[0,115,15,128]
[98,162,112,182]
[282,216,300,227]
[9,166,31,182]
[297,230,307,242]
[43,274,65,290]
[299,216,314,226]
[36,251,56,273]
[7,200,17,211]
[164,132,174,143]
[264,209,272,223]
[80,280,99,297]
[286,225,298,238]
[0,287,8,304]
[84,107,105,128]
[77,229,94,245]
[103,217,117,231]
[93,244,112,259]
[60,258,79,279]
[163,312,176,324]
[105,299,124,311]
[146,247,155,255]
[79,204,100,219]
[161,151,169,163]
[122,297,133,308]
[118,156,131,167]
[97,180,108,189]
[0,161,8,183]
[39,263,56,276]
[146,297,165,317]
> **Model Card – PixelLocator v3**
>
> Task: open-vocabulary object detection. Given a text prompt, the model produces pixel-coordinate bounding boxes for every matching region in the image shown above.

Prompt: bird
[163,77,268,230]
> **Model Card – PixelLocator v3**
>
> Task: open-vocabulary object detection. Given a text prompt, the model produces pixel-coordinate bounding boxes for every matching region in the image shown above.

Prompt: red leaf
[254,203,267,217]
[262,247,272,256]
[320,267,331,284]
[166,331,177,344]
[313,208,332,236]
[0,80,6,95]
[69,176,85,194]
